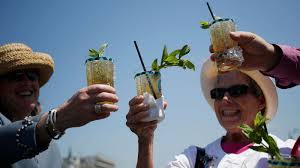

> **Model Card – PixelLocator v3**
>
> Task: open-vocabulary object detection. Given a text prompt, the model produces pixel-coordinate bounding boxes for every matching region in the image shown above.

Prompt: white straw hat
[200,59,278,121]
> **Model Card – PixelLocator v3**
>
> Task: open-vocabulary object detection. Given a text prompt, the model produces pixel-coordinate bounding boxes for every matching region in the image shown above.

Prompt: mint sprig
[151,45,195,72]
[88,43,108,57]
[239,112,282,160]
[199,21,210,29]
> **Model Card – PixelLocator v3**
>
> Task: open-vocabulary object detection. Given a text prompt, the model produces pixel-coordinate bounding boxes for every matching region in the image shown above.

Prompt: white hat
[200,59,278,121]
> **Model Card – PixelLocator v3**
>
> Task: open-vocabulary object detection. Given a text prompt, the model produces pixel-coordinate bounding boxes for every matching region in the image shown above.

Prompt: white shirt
[167,135,295,168]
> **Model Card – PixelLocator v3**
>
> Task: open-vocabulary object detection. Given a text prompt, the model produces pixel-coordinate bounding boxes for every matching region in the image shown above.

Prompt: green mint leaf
[161,45,168,65]
[240,124,254,137]
[178,59,184,67]
[165,55,178,64]
[250,131,262,144]
[155,45,195,72]
[254,112,267,127]
[169,49,181,58]
[184,60,195,71]
[200,21,210,29]
[89,49,99,57]
[151,59,159,72]
[98,43,108,57]
[250,145,269,153]
[266,135,281,157]
[179,45,190,58]
[241,112,282,160]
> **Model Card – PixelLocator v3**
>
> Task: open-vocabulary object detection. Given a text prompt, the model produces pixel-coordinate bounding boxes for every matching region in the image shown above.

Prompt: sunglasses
[0,71,39,82]
[210,84,249,100]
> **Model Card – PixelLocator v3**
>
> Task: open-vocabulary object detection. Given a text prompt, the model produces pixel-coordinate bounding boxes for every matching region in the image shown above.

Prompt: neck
[1,110,28,122]
[223,132,252,144]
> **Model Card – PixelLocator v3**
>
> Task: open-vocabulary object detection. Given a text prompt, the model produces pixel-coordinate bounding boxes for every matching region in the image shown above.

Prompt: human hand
[126,95,167,140]
[210,31,281,71]
[55,84,119,131]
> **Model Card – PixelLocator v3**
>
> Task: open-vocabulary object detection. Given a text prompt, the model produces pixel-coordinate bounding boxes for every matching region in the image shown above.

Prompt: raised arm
[0,84,118,164]
[210,31,300,88]
[126,95,158,168]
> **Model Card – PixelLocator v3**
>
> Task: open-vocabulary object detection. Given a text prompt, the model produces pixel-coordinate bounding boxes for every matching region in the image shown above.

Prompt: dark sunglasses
[210,84,249,100]
[0,71,39,82]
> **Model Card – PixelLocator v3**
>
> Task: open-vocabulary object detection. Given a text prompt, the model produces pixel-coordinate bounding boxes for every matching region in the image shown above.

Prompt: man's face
[0,70,40,121]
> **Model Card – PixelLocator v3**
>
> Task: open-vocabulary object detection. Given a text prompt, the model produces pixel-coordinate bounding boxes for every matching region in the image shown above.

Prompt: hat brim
[200,59,278,121]
[0,51,54,87]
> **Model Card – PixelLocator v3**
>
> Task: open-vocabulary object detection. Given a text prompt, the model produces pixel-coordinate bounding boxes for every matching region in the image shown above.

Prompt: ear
[257,95,266,111]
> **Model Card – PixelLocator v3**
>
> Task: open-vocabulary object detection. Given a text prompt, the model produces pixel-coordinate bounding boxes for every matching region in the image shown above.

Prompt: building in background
[62,149,115,168]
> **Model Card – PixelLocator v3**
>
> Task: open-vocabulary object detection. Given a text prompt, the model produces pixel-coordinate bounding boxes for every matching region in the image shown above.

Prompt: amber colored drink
[268,158,300,168]
[86,57,114,104]
[210,18,243,72]
[134,71,162,99]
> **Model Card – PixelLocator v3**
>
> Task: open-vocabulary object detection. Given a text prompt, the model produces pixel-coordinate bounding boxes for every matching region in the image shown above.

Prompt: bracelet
[45,109,65,140]
[16,116,36,158]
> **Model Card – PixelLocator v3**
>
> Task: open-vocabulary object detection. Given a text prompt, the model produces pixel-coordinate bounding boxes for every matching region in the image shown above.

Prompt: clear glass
[268,157,300,168]
[86,57,114,104]
[210,18,244,72]
[134,71,162,99]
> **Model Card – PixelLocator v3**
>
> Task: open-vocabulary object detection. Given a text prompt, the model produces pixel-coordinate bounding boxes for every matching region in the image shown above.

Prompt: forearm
[0,114,50,164]
[262,45,300,88]
[137,136,154,168]
[35,113,52,147]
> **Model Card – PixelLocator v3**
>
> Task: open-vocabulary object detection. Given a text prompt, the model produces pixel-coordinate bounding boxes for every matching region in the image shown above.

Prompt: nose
[221,91,232,102]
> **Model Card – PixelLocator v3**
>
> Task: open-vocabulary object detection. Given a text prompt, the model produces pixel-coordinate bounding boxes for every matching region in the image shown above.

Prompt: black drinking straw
[134,41,158,99]
[263,123,269,134]
[206,2,216,20]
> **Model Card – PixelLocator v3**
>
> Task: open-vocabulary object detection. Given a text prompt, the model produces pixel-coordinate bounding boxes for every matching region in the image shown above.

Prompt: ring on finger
[94,104,103,114]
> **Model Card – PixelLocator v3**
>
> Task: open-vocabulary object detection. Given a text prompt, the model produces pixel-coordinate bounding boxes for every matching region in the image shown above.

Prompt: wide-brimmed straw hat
[200,59,278,121]
[0,43,54,87]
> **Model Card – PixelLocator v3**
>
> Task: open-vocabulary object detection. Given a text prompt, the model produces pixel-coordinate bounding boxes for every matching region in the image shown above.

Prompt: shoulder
[270,134,295,155]
[270,134,295,147]
[204,137,223,155]
[166,137,223,168]
[0,113,11,126]
[166,145,198,168]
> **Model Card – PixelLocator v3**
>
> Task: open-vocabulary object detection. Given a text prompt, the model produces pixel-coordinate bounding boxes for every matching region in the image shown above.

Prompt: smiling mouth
[18,91,34,97]
[221,110,241,121]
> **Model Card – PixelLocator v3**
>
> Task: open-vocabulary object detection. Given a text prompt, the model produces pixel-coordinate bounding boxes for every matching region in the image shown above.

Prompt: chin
[20,104,36,115]
[223,123,243,134]
[226,128,243,135]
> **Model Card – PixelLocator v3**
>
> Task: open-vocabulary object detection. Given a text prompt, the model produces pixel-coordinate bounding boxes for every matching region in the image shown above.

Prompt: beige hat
[0,43,54,87]
[200,59,278,121]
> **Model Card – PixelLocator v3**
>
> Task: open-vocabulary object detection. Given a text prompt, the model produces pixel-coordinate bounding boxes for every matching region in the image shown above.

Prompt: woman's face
[213,71,265,134]
[0,70,40,121]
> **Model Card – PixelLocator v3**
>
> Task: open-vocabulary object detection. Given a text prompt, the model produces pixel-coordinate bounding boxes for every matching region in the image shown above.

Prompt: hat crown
[0,43,32,55]
[0,43,54,87]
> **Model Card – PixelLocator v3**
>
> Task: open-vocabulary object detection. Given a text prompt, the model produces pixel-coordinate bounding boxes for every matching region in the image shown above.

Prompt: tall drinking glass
[134,71,162,99]
[86,57,114,104]
[268,157,300,168]
[210,18,243,72]
[134,70,164,122]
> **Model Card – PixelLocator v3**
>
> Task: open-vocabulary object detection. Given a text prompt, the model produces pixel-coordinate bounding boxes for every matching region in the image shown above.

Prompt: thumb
[230,31,256,46]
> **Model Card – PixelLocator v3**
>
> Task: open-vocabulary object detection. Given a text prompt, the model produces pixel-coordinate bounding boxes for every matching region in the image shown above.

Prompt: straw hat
[0,43,54,87]
[200,59,278,121]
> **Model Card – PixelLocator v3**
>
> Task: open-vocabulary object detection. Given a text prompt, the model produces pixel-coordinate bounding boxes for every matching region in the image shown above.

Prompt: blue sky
[1,0,300,167]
